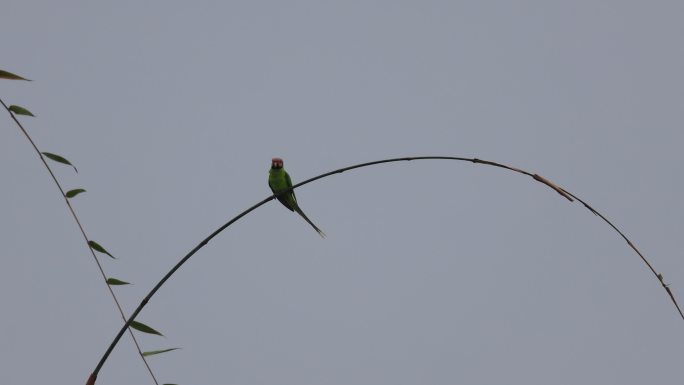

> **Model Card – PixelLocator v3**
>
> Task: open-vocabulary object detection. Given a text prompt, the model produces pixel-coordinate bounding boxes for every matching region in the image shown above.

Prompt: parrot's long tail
[293,205,326,238]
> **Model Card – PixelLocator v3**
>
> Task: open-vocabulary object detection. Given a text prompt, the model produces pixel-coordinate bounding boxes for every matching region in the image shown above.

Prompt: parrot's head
[271,157,284,169]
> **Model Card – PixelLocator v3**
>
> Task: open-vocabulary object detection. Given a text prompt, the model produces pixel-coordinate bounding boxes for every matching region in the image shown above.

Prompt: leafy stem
[0,97,162,385]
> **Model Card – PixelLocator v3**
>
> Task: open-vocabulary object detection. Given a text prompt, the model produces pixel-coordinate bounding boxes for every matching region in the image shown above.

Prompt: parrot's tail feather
[294,206,326,238]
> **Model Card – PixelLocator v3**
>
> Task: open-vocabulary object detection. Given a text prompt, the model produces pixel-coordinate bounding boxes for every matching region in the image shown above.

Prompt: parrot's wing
[285,171,297,203]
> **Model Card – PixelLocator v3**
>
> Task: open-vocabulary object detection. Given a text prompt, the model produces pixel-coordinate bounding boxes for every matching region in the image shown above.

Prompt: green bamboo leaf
[8,105,35,117]
[88,240,115,259]
[0,69,30,81]
[65,188,86,198]
[142,347,180,357]
[41,152,78,173]
[106,278,130,285]
[130,321,163,336]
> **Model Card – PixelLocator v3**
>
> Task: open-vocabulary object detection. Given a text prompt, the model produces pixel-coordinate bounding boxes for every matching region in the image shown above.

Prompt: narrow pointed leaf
[88,240,115,259]
[142,347,180,357]
[0,69,30,81]
[65,188,86,198]
[106,278,130,285]
[130,321,163,336]
[41,152,78,173]
[8,105,35,117]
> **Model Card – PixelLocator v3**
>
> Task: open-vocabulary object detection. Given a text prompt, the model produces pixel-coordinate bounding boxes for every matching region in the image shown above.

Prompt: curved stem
[0,98,161,385]
[88,156,683,383]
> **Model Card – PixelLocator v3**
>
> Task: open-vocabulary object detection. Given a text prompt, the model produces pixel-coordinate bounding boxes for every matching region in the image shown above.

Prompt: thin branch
[0,98,161,385]
[87,156,683,383]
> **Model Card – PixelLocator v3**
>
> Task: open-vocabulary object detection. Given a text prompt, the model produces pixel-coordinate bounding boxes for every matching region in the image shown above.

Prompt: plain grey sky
[1,1,683,384]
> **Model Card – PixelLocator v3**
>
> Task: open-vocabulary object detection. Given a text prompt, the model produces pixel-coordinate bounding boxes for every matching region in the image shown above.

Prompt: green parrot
[268,157,326,238]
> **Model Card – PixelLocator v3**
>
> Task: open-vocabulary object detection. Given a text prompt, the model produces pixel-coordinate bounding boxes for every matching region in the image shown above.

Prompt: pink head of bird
[271,157,284,169]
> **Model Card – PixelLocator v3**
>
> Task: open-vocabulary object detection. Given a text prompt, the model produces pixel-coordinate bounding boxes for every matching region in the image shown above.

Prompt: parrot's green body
[268,158,325,238]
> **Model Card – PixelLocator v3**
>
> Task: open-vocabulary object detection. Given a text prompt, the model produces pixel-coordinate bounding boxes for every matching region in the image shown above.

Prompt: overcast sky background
[1,1,683,384]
